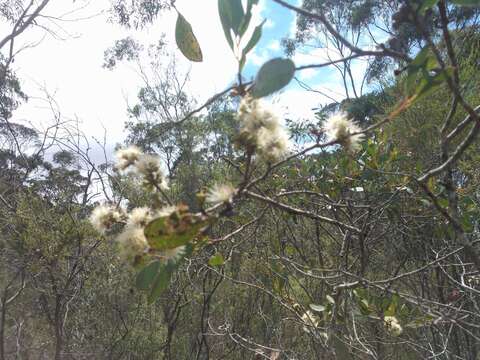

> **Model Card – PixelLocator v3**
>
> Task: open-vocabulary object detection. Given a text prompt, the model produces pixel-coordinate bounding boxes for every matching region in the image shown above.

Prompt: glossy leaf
[175,12,203,62]
[136,260,160,290]
[251,58,296,98]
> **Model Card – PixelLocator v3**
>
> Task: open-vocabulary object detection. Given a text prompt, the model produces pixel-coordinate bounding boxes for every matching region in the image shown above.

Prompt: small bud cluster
[237,96,290,162]
[206,183,237,206]
[323,112,365,152]
[384,316,403,336]
[115,146,169,191]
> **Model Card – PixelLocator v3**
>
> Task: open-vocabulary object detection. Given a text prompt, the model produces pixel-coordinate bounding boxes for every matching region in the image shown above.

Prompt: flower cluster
[115,146,169,191]
[323,112,365,152]
[384,316,403,336]
[237,96,290,162]
[90,203,186,265]
[206,183,237,206]
[116,145,142,170]
[89,204,124,233]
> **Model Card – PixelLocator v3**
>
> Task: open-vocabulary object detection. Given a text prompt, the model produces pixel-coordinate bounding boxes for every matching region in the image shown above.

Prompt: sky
[6,0,367,161]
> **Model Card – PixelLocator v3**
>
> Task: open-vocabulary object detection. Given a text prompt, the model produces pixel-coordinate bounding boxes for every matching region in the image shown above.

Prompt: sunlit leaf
[251,58,296,98]
[309,304,326,312]
[175,12,203,62]
[326,294,335,304]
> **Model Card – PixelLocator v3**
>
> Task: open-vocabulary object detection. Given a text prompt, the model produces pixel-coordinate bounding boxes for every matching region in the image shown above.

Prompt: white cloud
[267,40,280,52]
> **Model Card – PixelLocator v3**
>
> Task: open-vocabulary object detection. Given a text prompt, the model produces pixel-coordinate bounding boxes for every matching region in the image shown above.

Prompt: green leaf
[384,295,399,316]
[239,19,265,70]
[136,260,160,290]
[175,12,203,62]
[359,299,371,315]
[451,0,480,6]
[414,67,453,102]
[144,216,207,251]
[229,0,245,35]
[148,262,175,303]
[418,0,439,14]
[239,0,259,36]
[405,47,436,94]
[208,252,225,266]
[251,58,296,98]
[218,0,245,48]
[218,0,234,49]
[309,304,326,312]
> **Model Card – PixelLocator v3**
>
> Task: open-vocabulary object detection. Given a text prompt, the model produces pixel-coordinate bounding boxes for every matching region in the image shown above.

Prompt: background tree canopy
[1,0,480,359]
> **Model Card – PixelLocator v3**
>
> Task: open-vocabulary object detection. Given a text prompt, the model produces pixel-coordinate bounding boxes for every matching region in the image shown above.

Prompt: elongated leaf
[175,12,203,62]
[309,304,326,312]
[218,0,235,49]
[239,19,265,70]
[229,0,245,35]
[239,0,259,36]
[251,58,296,98]
[136,260,160,290]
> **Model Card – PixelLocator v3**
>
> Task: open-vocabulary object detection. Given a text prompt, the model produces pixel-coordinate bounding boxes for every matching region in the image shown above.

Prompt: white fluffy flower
[160,246,186,263]
[384,316,403,336]
[116,145,142,170]
[206,183,237,205]
[256,126,290,162]
[127,207,154,228]
[323,112,364,152]
[117,226,149,260]
[90,204,123,233]
[135,154,169,190]
[237,96,291,161]
[156,205,178,218]
[301,310,319,333]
